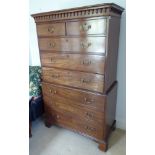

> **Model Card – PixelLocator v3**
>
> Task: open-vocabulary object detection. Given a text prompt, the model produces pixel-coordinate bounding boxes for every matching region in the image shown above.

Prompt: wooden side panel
[104,17,121,92]
[104,82,117,140]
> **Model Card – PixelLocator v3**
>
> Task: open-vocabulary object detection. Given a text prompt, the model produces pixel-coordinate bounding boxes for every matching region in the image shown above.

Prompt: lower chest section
[42,82,105,140]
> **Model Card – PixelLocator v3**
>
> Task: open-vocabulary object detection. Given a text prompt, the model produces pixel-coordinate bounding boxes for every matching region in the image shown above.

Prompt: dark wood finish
[36,22,65,37]
[98,119,116,151]
[32,3,124,152]
[98,143,108,152]
[44,113,54,128]
[104,17,121,91]
[104,83,117,141]
[44,121,53,128]
[43,82,118,143]
[32,3,124,22]
[42,82,105,112]
[44,108,104,140]
[38,37,106,53]
[66,18,107,35]
[43,95,104,122]
[42,67,104,93]
[40,53,105,74]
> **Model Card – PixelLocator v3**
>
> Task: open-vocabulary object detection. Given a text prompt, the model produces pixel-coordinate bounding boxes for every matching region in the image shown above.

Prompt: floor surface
[29,118,126,155]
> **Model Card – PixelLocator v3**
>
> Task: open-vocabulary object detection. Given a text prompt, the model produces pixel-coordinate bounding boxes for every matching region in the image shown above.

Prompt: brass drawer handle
[49,89,57,94]
[80,42,91,49]
[81,78,91,83]
[85,126,96,131]
[80,23,91,31]
[82,60,91,65]
[50,58,56,63]
[51,74,60,78]
[55,114,60,119]
[49,42,55,48]
[48,26,55,33]
[84,97,94,104]
[85,112,93,119]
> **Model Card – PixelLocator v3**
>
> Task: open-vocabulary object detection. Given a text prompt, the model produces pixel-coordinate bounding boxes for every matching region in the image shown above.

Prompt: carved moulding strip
[32,3,124,23]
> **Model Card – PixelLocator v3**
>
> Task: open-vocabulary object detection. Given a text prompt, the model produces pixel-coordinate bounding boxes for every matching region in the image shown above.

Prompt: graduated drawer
[43,94,104,123]
[42,82,105,112]
[40,53,105,74]
[42,67,104,93]
[66,18,107,35]
[39,37,106,53]
[45,109,104,140]
[37,22,65,36]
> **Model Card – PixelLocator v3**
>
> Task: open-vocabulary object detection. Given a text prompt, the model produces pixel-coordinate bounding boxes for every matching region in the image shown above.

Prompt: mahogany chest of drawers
[32,3,124,151]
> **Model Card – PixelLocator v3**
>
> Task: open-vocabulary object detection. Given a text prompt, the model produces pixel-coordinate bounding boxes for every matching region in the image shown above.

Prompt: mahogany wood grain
[98,143,108,152]
[32,3,124,23]
[42,67,104,93]
[66,18,107,35]
[104,17,121,91]
[38,37,106,53]
[43,82,118,143]
[36,22,65,36]
[42,82,105,112]
[44,108,104,140]
[104,82,117,140]
[40,53,105,74]
[32,3,124,152]
[43,95,104,122]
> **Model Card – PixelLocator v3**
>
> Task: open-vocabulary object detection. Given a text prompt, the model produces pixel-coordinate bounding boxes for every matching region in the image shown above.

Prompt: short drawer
[40,53,105,74]
[66,18,107,35]
[42,82,105,112]
[39,37,106,53]
[45,109,104,140]
[36,22,65,36]
[42,67,104,93]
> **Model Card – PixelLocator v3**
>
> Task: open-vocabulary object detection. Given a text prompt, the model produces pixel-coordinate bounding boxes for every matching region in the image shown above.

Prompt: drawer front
[37,23,65,36]
[42,82,105,112]
[40,53,105,74]
[43,95,104,123]
[42,67,104,93]
[66,18,107,35]
[39,37,106,53]
[45,109,104,140]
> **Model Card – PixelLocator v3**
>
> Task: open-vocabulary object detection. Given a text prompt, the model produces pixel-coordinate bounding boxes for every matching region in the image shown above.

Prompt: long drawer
[40,53,105,74]
[43,94,104,123]
[37,22,65,36]
[42,67,104,93]
[39,37,106,53]
[42,82,105,112]
[66,18,107,35]
[45,109,104,140]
